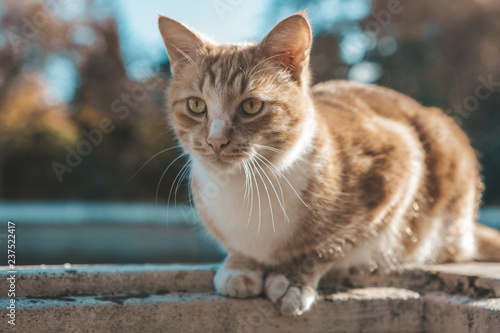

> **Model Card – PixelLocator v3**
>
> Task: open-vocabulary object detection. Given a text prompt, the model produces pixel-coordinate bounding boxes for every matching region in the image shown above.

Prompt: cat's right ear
[158,15,206,76]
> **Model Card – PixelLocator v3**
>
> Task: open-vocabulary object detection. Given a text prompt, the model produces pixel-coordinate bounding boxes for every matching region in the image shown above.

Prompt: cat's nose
[207,137,229,154]
[207,118,229,154]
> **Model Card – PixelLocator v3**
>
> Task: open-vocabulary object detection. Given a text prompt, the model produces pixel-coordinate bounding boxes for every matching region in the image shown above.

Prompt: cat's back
[312,80,438,125]
[310,80,481,263]
[310,80,475,162]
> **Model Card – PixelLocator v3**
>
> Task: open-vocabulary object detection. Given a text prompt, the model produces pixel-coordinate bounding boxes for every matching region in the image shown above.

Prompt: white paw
[280,285,316,316]
[265,274,317,316]
[214,267,263,298]
[265,274,290,303]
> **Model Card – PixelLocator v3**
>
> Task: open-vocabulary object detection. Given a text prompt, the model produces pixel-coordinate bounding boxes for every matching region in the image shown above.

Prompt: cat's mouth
[194,149,248,170]
[212,153,248,167]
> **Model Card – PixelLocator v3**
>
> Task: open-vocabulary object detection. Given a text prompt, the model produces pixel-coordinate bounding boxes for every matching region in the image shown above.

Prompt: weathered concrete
[0,264,218,297]
[2,289,423,333]
[427,263,500,298]
[425,293,500,333]
[1,263,500,332]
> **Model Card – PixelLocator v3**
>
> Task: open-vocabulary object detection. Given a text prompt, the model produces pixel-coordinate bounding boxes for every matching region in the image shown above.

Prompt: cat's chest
[192,162,309,264]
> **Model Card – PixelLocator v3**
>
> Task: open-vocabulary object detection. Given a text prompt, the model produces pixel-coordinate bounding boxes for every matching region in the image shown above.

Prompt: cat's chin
[197,155,243,175]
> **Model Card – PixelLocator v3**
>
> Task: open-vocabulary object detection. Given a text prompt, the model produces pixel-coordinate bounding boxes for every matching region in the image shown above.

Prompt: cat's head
[158,12,314,173]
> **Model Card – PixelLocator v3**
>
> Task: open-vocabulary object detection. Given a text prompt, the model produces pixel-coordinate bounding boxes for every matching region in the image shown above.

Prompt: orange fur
[158,12,500,316]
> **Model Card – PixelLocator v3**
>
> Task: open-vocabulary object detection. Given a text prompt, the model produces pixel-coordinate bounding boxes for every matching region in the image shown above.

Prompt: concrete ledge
[0,264,217,298]
[425,293,500,333]
[1,263,500,332]
[2,289,424,332]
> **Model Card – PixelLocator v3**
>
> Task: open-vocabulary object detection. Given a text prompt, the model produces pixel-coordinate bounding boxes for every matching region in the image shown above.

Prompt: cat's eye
[187,97,206,114]
[241,98,263,115]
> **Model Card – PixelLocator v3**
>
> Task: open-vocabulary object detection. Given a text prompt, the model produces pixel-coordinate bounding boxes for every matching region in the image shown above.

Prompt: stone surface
[0,264,217,297]
[425,293,500,333]
[427,263,500,298]
[1,263,500,332]
[1,289,424,333]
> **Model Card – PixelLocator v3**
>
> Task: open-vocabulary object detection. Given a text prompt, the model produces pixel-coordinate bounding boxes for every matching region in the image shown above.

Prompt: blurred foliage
[0,0,499,205]
[0,0,183,201]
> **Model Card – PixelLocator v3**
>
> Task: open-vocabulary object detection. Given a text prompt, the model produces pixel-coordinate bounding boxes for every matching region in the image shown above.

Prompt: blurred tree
[0,0,184,201]
[0,0,79,196]
[0,76,80,198]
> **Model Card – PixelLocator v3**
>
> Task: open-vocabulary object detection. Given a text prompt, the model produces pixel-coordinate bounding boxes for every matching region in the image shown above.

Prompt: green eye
[241,98,263,115]
[187,98,206,114]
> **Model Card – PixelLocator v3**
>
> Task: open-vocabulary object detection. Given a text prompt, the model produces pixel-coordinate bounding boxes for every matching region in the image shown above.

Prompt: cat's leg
[265,254,332,316]
[214,252,265,298]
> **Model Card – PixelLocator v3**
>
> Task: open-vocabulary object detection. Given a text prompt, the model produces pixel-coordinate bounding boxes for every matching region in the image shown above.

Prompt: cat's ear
[158,15,207,75]
[259,11,312,83]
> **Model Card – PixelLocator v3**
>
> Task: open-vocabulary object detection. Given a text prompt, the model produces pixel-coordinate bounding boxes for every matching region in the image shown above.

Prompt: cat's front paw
[214,267,263,298]
[265,274,317,316]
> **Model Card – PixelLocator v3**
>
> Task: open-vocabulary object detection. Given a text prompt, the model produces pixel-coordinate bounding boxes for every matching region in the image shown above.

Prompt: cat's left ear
[259,11,312,84]
[158,15,207,76]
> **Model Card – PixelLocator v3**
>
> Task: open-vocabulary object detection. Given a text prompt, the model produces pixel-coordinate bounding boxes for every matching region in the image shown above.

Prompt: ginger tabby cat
[157,12,500,315]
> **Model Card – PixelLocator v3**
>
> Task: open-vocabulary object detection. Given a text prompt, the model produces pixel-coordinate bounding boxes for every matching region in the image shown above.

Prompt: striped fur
[158,12,500,316]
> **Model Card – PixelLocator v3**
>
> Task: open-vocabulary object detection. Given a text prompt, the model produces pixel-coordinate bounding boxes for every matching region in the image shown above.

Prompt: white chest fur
[191,159,311,264]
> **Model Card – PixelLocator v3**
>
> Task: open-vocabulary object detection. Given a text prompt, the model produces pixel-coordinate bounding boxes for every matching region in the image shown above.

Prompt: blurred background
[0,0,499,265]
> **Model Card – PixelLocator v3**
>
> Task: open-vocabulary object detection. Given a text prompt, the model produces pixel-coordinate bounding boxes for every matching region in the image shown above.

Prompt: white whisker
[246,160,256,230]
[255,144,314,166]
[187,166,198,220]
[155,153,187,206]
[128,145,182,181]
[242,161,254,231]
[165,157,191,228]
[253,151,309,208]
[174,160,193,207]
[248,161,255,230]
[241,161,250,207]
[248,155,275,233]
[247,157,262,234]
[254,153,290,224]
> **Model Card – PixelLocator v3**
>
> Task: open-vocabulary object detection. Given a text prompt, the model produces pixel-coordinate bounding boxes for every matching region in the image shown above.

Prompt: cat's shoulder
[310,79,428,125]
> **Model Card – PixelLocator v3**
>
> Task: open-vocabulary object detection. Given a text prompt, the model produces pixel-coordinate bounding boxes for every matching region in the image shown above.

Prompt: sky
[40,0,372,102]
[115,0,371,79]
[116,0,273,80]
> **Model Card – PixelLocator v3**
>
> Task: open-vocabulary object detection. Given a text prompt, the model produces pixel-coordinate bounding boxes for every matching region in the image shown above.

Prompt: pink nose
[207,137,229,154]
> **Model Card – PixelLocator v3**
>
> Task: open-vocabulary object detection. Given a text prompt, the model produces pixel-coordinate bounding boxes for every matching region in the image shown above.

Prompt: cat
[157,11,500,316]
